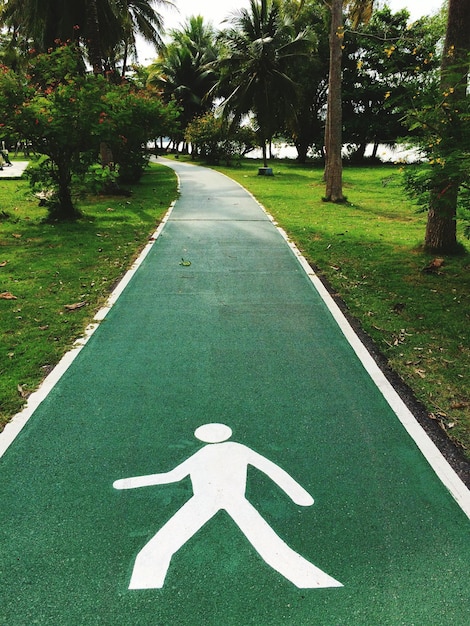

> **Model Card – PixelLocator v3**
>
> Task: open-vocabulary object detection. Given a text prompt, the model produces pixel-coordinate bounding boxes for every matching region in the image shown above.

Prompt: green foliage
[147,16,219,138]
[84,163,120,195]
[0,44,179,218]
[100,84,180,183]
[403,51,470,245]
[0,0,165,76]
[280,0,328,162]
[342,7,443,155]
[185,113,257,164]
[216,0,314,166]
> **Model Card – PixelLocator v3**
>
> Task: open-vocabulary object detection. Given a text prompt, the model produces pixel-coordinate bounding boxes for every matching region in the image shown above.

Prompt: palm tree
[215,0,313,169]
[1,0,168,74]
[113,0,168,75]
[147,16,219,137]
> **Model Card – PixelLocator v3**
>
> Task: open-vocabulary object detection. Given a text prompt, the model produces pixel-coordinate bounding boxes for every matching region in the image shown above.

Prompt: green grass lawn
[212,159,470,460]
[0,161,177,426]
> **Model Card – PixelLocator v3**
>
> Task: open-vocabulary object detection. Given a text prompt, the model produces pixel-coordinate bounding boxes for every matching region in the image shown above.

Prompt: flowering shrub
[1,44,180,219]
[100,86,180,183]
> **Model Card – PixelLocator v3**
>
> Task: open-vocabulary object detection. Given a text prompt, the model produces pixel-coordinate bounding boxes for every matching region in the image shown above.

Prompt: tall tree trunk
[424,0,470,252]
[85,0,114,171]
[324,0,345,202]
[86,0,104,75]
[425,188,459,251]
[122,39,129,77]
[295,140,309,163]
[52,155,81,221]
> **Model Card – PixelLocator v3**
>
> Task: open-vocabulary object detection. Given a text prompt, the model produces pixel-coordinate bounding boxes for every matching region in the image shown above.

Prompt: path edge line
[213,167,470,519]
[283,230,470,518]
[0,192,179,459]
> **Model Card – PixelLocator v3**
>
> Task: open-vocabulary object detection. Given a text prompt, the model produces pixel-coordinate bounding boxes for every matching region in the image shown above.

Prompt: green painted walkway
[1,159,469,625]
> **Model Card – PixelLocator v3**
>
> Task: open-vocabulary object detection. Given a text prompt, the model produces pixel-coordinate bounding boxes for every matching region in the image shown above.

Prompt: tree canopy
[215,0,314,167]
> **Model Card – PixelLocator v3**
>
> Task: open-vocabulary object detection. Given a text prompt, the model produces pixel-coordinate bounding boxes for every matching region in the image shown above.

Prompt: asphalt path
[1,158,469,625]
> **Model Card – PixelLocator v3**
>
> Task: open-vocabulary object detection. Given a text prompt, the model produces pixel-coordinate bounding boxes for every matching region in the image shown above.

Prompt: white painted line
[0,194,179,459]
[279,218,470,520]
[212,168,470,519]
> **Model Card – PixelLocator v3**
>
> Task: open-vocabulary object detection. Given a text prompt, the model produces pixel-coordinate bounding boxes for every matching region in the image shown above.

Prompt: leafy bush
[185,113,258,165]
[100,86,180,184]
[84,164,120,195]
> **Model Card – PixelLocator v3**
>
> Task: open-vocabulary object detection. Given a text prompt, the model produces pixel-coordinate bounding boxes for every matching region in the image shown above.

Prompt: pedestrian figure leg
[129,497,217,589]
[227,500,342,588]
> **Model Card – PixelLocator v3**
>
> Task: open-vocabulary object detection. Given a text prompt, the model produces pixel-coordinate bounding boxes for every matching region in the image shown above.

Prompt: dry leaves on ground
[64,301,88,311]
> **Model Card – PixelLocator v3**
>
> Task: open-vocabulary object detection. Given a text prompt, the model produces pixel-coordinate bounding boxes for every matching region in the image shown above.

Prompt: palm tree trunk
[262,141,268,168]
[86,0,103,75]
[324,0,345,202]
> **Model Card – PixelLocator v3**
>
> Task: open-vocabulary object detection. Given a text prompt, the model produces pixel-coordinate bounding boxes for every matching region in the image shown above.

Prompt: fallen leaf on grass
[421,258,444,274]
[0,260,8,267]
[12,233,22,239]
[451,401,470,410]
[17,384,28,398]
[0,291,17,300]
[64,301,87,311]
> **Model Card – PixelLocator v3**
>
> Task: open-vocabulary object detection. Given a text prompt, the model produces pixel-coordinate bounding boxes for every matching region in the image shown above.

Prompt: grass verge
[0,161,177,428]
[211,159,470,461]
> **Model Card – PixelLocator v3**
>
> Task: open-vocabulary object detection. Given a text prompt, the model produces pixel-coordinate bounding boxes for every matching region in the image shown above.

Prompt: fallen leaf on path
[64,301,87,311]
[180,258,191,266]
[0,291,17,299]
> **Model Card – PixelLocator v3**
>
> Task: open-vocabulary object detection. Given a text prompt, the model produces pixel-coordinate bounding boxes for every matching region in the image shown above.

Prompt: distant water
[247,143,422,163]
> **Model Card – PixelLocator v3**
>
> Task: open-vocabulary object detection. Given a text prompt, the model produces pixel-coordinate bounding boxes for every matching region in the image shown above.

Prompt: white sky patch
[136,0,446,63]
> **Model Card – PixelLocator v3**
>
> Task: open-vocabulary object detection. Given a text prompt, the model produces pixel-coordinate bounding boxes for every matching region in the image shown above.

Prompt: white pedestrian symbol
[113,423,342,589]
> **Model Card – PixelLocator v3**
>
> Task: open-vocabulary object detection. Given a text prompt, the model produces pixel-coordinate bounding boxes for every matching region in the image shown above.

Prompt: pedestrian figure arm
[113,458,192,490]
[247,449,314,506]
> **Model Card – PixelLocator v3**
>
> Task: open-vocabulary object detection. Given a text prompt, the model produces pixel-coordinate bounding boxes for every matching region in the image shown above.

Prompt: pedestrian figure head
[194,423,232,443]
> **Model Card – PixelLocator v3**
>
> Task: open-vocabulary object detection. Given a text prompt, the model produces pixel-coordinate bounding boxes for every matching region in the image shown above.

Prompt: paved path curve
[1,158,469,625]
